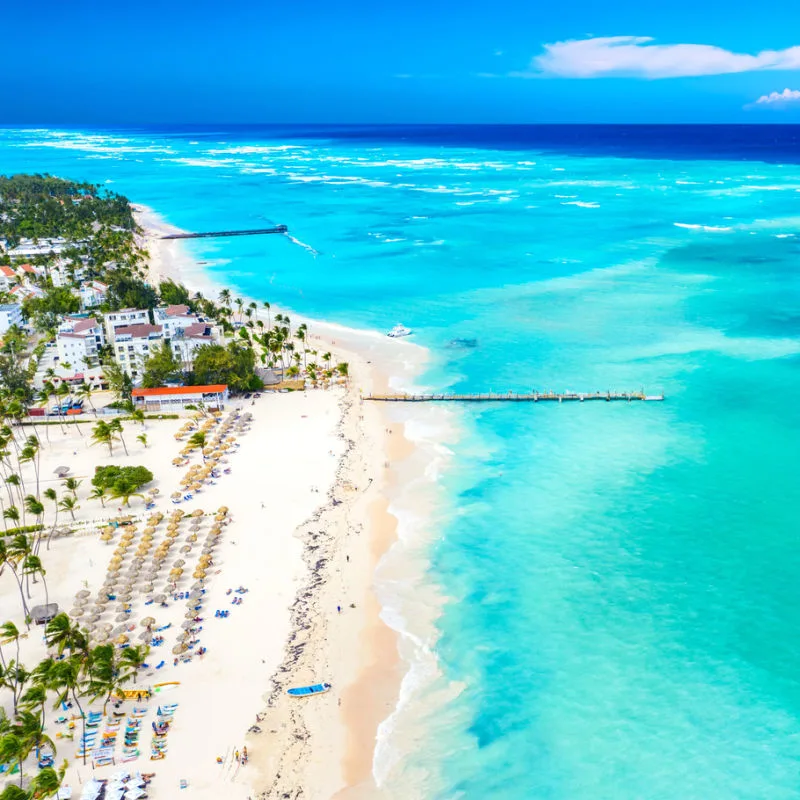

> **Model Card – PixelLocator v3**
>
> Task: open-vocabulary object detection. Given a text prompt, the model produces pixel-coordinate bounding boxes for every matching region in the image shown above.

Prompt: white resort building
[113,323,163,379]
[0,303,24,334]
[105,308,150,340]
[56,316,106,372]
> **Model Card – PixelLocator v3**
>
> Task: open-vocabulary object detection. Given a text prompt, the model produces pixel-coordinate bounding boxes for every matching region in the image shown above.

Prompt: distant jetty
[366,391,664,403]
[160,225,288,240]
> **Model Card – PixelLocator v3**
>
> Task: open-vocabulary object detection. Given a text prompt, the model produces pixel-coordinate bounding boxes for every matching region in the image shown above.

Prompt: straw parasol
[74,596,89,607]
[116,633,129,645]
[191,509,204,518]
[142,583,154,593]
[138,630,152,641]
[185,609,198,620]
[188,533,198,543]
[69,607,84,617]
[100,532,114,543]
[115,613,130,623]
[172,643,187,655]
[154,594,167,604]
[141,616,156,628]
[180,545,192,554]
[193,569,206,580]
[191,581,205,590]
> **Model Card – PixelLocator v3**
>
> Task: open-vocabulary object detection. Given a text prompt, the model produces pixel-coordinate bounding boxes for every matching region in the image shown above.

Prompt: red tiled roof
[19,264,37,273]
[165,304,191,316]
[184,322,211,337]
[73,317,99,333]
[114,324,162,339]
[132,385,227,397]
[0,266,16,277]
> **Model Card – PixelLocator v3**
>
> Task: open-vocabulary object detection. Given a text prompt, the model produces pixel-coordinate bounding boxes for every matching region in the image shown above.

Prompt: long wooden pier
[367,391,664,403]
[160,225,288,240]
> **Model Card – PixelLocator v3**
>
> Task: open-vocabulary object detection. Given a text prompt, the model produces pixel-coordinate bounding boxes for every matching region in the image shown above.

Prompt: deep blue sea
[3,125,800,798]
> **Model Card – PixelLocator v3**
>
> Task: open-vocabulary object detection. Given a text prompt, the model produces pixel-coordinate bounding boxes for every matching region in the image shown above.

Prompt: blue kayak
[287,682,331,697]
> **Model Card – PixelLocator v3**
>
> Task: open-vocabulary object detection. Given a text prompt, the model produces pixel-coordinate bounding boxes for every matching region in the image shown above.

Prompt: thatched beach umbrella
[192,569,206,580]
[142,582,154,593]
[74,596,88,607]
[100,532,114,543]
[115,613,130,623]
[191,581,205,590]
[94,630,109,643]
[116,633,129,645]
[138,630,152,642]
[187,533,198,543]
[141,616,156,629]
[172,643,187,655]
[69,607,84,617]
[185,609,198,620]
[154,594,166,604]
[180,545,192,554]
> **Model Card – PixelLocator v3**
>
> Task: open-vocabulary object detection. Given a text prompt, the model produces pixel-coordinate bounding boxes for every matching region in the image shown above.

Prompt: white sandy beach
[60,205,428,798]
[0,202,438,799]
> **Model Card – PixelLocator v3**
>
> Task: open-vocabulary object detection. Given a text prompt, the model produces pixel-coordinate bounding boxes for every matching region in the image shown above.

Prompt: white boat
[387,324,412,338]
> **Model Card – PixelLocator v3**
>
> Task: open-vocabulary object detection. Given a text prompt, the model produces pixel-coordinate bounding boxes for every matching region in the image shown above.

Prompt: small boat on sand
[287,682,331,697]
[388,324,412,338]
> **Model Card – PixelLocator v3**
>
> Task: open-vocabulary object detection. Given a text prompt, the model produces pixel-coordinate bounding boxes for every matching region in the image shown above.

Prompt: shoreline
[134,203,429,797]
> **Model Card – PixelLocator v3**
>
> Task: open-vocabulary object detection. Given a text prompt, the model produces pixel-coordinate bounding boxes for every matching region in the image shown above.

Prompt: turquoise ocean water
[3,126,800,798]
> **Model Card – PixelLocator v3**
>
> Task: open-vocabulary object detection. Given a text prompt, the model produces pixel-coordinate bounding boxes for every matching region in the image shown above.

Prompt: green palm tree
[136,433,148,449]
[75,381,95,413]
[89,486,106,507]
[43,488,58,550]
[47,655,88,765]
[106,479,143,508]
[3,504,19,533]
[57,496,79,521]
[29,763,66,798]
[118,644,149,685]
[23,554,49,607]
[0,622,22,710]
[24,496,44,526]
[109,418,128,455]
[187,431,205,449]
[130,408,145,426]
[62,477,81,499]
[0,539,29,621]
[90,420,115,455]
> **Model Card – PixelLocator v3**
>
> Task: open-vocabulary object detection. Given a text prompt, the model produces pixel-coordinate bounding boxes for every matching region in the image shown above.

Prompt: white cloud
[525,36,800,79]
[753,88,800,105]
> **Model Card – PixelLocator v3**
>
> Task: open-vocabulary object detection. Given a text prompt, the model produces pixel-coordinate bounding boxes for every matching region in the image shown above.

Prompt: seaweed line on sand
[256,388,361,799]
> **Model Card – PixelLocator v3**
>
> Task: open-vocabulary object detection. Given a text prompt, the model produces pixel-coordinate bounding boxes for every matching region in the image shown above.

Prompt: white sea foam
[167,157,240,168]
[206,145,303,154]
[372,404,461,794]
[674,222,733,232]
[286,235,319,256]
[561,201,600,208]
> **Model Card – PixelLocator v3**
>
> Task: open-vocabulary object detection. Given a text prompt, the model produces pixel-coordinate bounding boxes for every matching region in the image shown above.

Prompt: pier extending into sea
[160,225,288,240]
[366,391,664,403]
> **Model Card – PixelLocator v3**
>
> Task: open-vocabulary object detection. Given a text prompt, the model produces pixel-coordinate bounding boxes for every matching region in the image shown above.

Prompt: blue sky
[5,0,800,123]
